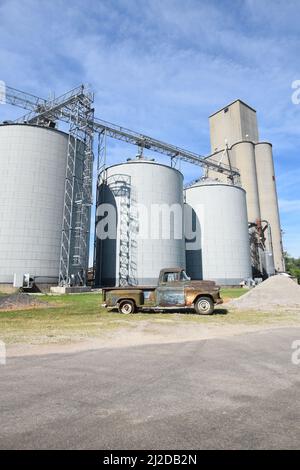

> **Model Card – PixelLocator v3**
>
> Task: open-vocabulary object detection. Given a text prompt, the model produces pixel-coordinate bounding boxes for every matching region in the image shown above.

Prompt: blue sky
[0,0,299,258]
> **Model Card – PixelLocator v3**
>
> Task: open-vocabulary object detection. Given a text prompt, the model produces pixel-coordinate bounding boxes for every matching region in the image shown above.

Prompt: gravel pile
[227,275,300,312]
[0,293,47,311]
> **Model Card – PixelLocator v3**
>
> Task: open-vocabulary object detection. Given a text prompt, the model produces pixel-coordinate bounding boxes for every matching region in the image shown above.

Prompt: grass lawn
[221,287,248,299]
[0,288,299,346]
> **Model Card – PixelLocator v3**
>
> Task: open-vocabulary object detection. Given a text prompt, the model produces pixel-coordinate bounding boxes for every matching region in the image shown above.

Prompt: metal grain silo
[0,124,80,288]
[255,142,284,272]
[185,179,252,285]
[96,158,185,286]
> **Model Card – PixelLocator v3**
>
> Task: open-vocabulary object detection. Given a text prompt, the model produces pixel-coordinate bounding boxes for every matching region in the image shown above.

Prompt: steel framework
[92,117,239,179]
[5,86,47,113]
[6,85,239,179]
[4,84,241,285]
[59,93,94,286]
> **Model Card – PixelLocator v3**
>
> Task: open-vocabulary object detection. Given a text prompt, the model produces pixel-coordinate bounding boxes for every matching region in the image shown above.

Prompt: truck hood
[188,280,219,290]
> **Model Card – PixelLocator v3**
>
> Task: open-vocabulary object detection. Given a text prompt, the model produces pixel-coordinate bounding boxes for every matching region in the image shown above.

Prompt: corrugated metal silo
[96,158,186,286]
[185,179,252,285]
[0,124,85,287]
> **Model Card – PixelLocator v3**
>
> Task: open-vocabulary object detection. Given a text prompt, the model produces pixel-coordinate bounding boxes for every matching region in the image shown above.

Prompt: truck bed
[102,286,156,291]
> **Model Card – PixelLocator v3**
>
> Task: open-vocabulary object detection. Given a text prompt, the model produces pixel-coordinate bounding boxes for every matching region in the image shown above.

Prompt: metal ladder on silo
[59,128,78,286]
[118,177,131,287]
[72,143,93,284]
[119,197,130,286]
[107,174,131,286]
[59,90,94,286]
[128,186,138,286]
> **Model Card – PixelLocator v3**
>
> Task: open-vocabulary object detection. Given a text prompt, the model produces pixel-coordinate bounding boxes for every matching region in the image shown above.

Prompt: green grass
[220,287,249,299]
[0,288,299,346]
[0,293,111,344]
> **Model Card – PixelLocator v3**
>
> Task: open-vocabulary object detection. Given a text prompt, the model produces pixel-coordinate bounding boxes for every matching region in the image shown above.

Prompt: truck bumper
[215,298,223,305]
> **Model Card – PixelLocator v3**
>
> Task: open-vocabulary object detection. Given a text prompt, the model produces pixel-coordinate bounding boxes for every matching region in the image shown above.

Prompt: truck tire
[118,300,136,314]
[194,296,214,315]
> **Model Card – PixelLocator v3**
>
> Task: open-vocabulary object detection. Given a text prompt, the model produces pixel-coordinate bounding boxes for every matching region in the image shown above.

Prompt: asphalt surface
[1,327,300,449]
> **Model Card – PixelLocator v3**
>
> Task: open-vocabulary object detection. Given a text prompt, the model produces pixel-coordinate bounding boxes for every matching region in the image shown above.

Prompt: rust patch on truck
[185,288,197,306]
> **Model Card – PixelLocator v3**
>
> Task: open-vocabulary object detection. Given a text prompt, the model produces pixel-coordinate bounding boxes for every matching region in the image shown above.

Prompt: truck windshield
[163,272,178,282]
[162,271,191,283]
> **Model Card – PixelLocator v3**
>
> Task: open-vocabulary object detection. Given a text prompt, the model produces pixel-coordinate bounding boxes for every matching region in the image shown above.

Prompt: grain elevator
[1,85,286,290]
[207,100,284,276]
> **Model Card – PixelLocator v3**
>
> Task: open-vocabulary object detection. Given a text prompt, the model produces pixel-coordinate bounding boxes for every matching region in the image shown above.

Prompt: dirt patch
[7,322,299,358]
[227,275,300,312]
[0,293,49,311]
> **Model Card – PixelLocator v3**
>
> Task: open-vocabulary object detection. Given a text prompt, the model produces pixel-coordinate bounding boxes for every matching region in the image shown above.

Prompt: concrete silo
[255,142,284,272]
[205,141,261,219]
[0,123,88,289]
[96,158,186,286]
[230,142,261,223]
[185,179,252,285]
[230,141,262,274]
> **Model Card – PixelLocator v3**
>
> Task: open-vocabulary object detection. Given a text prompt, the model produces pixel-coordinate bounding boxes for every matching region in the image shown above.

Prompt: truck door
[156,271,185,307]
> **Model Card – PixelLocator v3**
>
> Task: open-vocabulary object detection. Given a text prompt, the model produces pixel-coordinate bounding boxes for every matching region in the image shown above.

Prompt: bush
[284,253,300,283]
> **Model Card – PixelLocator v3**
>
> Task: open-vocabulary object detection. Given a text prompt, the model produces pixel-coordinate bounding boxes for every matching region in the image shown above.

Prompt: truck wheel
[118,300,136,314]
[194,296,214,315]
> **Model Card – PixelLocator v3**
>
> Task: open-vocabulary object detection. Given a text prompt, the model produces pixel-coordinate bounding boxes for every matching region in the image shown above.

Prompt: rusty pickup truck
[102,268,223,315]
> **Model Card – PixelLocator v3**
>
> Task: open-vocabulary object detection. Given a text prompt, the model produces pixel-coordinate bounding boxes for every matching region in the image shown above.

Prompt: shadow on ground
[110,308,229,316]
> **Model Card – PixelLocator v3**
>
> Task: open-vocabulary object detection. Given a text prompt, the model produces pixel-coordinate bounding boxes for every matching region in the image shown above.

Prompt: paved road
[1,328,300,449]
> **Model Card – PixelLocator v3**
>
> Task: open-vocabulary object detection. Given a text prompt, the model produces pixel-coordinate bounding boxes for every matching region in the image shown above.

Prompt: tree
[284,252,300,283]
